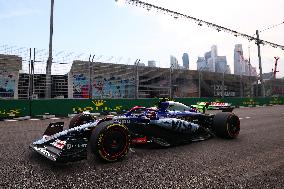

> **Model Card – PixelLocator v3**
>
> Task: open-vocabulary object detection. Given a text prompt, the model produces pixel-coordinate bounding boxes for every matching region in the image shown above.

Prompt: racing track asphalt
[0,105,283,189]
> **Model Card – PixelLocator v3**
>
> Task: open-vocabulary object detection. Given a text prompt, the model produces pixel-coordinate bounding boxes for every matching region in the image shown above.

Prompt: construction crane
[272,57,280,79]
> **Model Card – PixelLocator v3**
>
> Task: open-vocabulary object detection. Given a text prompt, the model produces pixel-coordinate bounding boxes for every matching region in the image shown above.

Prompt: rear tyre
[69,113,95,129]
[213,112,240,139]
[90,121,130,162]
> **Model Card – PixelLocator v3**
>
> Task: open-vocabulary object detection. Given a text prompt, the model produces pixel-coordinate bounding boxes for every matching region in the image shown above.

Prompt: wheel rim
[227,115,240,137]
[100,127,129,160]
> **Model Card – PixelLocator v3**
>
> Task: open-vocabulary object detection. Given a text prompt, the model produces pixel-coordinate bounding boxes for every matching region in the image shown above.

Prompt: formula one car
[192,101,234,113]
[30,100,240,163]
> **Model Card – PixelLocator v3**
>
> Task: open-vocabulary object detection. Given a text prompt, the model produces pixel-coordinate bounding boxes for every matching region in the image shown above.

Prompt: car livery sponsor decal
[33,146,56,161]
[132,136,147,144]
[115,119,131,124]
[150,118,199,133]
[51,139,66,149]
[168,110,201,116]
[66,143,88,149]
[210,102,230,106]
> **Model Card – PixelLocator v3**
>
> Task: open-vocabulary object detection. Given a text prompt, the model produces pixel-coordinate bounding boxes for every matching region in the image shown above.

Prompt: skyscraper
[234,44,243,75]
[226,65,231,74]
[196,57,207,70]
[215,56,228,73]
[170,55,179,69]
[182,53,189,69]
[206,58,214,72]
[196,45,230,73]
[148,60,156,67]
[211,45,218,60]
[234,44,257,76]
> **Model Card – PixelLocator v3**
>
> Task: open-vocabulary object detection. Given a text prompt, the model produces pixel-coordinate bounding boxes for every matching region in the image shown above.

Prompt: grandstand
[1,53,283,99]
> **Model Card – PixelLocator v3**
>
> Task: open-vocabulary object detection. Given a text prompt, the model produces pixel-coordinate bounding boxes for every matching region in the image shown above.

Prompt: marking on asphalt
[245,117,251,119]
[239,118,243,120]
[4,119,18,122]
[30,119,40,121]
[50,117,61,120]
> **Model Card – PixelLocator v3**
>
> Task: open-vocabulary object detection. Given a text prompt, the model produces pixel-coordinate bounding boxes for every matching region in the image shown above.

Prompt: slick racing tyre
[213,112,240,139]
[69,113,95,129]
[90,121,131,162]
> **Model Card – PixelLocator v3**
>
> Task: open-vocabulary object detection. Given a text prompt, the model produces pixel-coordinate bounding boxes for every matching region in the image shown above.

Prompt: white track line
[245,117,251,119]
[30,118,40,121]
[50,117,61,120]
[239,118,243,120]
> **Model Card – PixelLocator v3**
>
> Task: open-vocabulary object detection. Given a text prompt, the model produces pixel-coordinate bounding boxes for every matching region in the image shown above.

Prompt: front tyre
[90,121,131,162]
[213,112,240,139]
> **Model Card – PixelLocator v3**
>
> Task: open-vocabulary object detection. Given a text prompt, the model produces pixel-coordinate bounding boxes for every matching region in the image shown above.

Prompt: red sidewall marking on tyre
[98,125,129,161]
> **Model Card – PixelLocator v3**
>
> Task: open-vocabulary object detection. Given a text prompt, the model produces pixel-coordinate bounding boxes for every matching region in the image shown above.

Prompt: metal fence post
[198,71,201,98]
[170,66,172,98]
[240,74,243,97]
[134,59,140,99]
[222,71,225,98]
[88,55,91,99]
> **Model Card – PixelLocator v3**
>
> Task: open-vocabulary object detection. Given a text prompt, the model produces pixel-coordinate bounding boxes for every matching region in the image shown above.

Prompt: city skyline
[196,45,231,74]
[0,0,284,77]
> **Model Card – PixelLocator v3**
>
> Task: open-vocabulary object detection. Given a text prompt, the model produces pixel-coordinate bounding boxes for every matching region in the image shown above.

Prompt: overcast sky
[0,0,284,77]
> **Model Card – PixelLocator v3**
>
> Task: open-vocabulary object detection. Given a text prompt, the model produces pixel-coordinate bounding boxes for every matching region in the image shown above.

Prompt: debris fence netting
[0,51,283,99]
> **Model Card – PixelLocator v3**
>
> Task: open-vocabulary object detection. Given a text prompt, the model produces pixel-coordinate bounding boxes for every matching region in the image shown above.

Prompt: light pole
[45,0,54,98]
[89,54,95,99]
[256,30,265,97]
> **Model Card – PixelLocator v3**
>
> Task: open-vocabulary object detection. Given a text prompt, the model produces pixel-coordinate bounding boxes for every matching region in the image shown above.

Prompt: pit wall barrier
[0,97,283,119]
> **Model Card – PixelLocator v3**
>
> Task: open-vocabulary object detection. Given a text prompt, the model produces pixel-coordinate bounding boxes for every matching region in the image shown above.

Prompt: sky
[0,0,284,77]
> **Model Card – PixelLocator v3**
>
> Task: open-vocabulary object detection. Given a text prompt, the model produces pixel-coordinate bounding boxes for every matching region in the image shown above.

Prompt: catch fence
[0,46,284,100]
